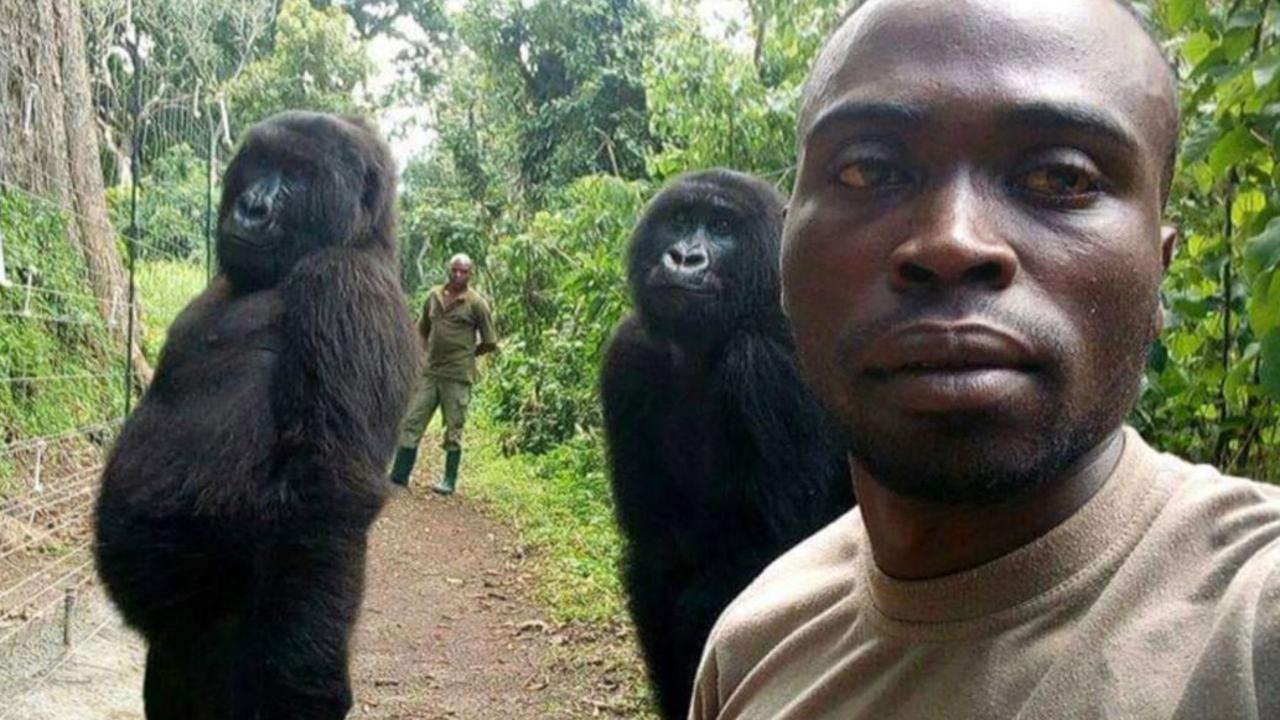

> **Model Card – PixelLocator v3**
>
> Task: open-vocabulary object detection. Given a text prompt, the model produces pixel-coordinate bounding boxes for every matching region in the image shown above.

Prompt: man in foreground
[389,253,497,494]
[691,1,1280,718]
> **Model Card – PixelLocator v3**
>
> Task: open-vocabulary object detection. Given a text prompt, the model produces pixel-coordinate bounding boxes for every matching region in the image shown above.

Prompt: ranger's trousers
[398,375,471,451]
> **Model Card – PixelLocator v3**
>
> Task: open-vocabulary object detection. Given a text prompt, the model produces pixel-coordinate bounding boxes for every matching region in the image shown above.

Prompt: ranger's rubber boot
[389,447,418,487]
[433,449,462,495]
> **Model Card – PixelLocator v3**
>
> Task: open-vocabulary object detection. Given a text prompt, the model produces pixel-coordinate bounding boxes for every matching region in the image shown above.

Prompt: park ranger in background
[390,253,497,494]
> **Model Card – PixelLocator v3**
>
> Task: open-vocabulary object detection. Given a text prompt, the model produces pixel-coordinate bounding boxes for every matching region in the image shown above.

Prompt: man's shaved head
[804,0,1180,201]
[446,252,474,290]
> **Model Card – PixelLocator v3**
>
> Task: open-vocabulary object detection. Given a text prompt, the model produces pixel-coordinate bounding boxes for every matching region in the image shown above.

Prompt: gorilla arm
[600,315,671,542]
[273,246,418,492]
[233,247,417,714]
[718,330,853,540]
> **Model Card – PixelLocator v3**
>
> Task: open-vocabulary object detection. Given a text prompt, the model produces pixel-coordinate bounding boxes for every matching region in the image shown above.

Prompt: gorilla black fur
[94,112,418,720]
[601,169,855,718]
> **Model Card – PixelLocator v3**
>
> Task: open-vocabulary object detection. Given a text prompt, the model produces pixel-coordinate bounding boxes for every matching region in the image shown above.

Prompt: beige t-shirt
[691,428,1280,720]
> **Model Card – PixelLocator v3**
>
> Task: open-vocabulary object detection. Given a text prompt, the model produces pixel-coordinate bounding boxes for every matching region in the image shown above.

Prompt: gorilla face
[640,202,736,323]
[217,112,394,289]
[627,170,785,342]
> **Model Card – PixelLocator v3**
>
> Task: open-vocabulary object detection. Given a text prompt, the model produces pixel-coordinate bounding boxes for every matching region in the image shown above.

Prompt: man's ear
[1161,225,1178,271]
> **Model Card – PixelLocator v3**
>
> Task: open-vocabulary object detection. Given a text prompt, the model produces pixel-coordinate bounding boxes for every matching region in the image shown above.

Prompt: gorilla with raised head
[601,169,855,718]
[95,111,418,720]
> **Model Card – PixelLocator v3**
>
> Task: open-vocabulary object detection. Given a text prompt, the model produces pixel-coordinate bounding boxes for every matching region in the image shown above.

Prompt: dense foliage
[0,191,126,483]
[1141,1,1280,477]
[382,0,1280,482]
[34,0,1280,491]
[394,1,850,458]
[70,0,1280,481]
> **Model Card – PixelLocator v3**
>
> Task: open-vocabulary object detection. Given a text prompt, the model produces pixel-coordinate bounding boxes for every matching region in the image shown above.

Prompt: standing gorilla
[601,169,855,718]
[94,112,418,720]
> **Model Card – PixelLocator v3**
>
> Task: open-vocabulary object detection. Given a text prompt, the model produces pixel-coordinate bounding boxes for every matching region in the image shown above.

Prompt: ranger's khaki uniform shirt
[691,428,1280,720]
[420,285,496,383]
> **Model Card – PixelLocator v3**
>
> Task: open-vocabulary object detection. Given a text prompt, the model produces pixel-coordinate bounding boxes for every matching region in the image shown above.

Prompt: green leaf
[1182,30,1215,66]
[1171,294,1214,321]
[1209,126,1261,175]
[1225,352,1256,400]
[1147,341,1169,373]
[1250,271,1280,335]
[1261,330,1280,401]
[1222,27,1257,62]
[1233,188,1267,227]
[1254,51,1280,89]
[1228,10,1264,31]
[1167,0,1196,31]
[1182,123,1221,165]
[1191,47,1230,80]
[1246,217,1280,276]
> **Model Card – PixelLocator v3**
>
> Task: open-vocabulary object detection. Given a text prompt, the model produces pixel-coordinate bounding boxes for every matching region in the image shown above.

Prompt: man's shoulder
[465,288,493,311]
[1153,446,1280,530]
[1145,442,1280,589]
[706,510,865,660]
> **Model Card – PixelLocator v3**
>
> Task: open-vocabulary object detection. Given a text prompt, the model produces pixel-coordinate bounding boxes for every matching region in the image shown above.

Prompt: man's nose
[888,174,1018,292]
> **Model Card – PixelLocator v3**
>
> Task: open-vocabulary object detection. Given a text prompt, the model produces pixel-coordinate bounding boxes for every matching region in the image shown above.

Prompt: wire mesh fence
[0,0,273,707]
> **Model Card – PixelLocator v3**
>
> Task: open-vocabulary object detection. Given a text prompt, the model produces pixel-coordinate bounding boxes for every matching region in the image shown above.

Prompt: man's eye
[1021,165,1100,198]
[837,161,907,190]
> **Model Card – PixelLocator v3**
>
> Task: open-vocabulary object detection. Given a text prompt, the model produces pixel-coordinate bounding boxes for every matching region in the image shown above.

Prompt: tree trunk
[0,0,153,389]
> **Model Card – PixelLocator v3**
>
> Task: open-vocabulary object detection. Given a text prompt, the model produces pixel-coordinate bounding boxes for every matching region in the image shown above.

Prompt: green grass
[465,417,628,624]
[135,260,207,361]
[463,415,658,717]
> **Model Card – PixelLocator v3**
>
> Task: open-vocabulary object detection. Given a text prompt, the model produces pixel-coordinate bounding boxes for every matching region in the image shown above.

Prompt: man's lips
[862,323,1037,375]
[859,323,1040,414]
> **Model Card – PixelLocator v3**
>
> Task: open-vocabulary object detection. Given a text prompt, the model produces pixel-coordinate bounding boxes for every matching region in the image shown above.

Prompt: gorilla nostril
[237,196,269,224]
[666,243,708,270]
[233,175,282,229]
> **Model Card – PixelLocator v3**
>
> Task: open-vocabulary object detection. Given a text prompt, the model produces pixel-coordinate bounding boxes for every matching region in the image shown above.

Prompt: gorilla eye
[709,217,733,235]
[837,160,909,190]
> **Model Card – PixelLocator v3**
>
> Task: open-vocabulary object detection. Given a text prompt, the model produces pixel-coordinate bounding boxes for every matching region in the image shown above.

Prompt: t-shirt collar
[862,427,1162,627]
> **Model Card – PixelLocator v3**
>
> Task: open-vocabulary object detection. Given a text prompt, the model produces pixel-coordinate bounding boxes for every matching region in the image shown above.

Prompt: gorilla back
[601,169,855,719]
[94,112,418,720]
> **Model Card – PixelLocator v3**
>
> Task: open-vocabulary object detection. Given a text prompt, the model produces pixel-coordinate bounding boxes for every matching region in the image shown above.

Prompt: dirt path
[352,484,641,718]
[4,481,646,719]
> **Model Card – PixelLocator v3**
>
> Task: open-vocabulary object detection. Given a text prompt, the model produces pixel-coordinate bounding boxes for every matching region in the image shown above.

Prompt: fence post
[62,588,76,647]
[124,40,142,417]
[0,223,8,287]
[205,116,216,282]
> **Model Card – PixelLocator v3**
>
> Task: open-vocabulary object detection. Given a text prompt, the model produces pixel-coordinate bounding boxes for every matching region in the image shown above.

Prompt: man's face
[448,262,472,287]
[783,0,1177,503]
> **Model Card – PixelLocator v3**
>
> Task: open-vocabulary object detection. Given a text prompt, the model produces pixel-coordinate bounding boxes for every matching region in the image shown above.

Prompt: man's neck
[855,428,1126,580]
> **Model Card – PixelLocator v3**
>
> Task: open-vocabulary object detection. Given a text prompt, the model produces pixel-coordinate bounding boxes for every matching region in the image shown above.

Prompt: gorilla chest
[148,292,284,435]
[655,388,738,484]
